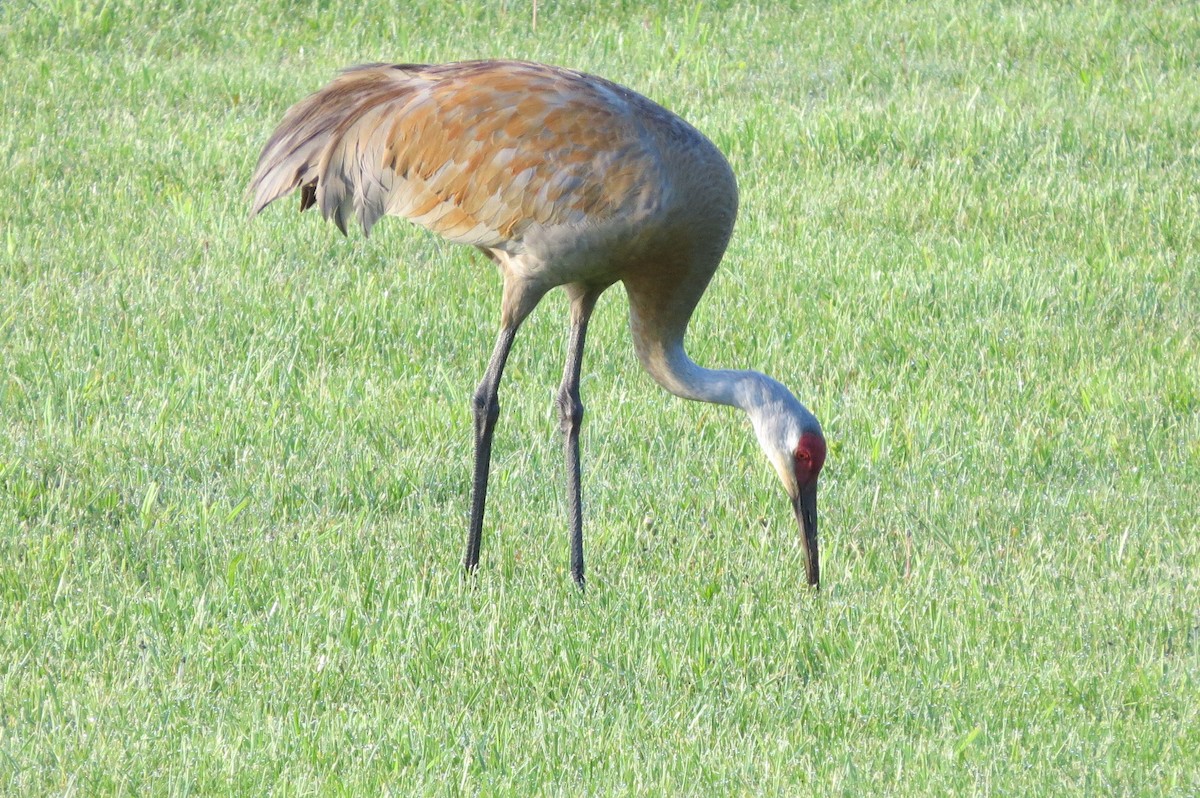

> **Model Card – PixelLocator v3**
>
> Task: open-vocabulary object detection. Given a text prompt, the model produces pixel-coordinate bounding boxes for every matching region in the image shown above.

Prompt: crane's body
[251,60,825,588]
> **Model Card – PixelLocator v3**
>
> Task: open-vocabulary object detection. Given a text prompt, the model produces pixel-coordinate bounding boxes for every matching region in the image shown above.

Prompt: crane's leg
[464,277,542,578]
[464,325,517,576]
[557,289,602,587]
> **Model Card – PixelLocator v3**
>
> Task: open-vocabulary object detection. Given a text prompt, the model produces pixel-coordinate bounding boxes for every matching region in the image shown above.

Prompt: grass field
[2,0,1199,794]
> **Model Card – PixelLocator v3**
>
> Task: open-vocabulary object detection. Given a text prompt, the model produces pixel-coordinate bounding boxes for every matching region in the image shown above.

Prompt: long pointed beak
[793,482,819,588]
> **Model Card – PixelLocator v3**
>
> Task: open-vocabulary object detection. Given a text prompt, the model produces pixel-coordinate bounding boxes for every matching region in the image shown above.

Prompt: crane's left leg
[464,276,544,578]
[465,324,517,576]
[557,287,603,587]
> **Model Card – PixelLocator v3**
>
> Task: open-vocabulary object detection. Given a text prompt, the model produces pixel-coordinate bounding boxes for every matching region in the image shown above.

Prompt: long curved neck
[624,271,814,442]
[635,336,761,411]
[628,303,820,497]
[622,244,766,413]
[625,279,767,414]
[622,253,821,489]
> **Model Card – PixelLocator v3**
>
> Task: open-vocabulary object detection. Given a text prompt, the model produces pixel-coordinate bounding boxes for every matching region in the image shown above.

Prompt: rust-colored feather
[249,60,670,247]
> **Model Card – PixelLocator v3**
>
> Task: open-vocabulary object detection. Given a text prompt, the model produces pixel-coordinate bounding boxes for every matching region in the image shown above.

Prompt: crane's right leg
[557,288,602,588]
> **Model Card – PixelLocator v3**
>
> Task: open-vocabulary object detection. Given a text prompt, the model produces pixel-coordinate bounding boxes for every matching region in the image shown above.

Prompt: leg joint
[556,387,584,432]
[473,383,500,426]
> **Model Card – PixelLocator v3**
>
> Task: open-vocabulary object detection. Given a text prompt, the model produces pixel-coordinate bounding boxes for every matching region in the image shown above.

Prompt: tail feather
[248,64,418,227]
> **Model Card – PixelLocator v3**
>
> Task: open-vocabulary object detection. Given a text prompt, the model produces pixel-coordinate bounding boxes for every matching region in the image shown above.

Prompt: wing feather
[249,61,666,248]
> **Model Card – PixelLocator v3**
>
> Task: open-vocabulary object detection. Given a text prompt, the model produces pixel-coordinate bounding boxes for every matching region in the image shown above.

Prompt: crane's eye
[794,432,826,485]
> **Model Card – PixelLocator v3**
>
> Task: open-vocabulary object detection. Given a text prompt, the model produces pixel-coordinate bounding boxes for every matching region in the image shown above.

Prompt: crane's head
[746,377,826,588]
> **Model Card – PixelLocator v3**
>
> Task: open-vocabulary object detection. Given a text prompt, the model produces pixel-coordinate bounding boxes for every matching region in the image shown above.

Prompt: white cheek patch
[751,417,800,496]
[764,446,798,499]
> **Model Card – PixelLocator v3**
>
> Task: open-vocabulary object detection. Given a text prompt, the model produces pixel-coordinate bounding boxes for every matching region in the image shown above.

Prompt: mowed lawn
[2,1,1198,794]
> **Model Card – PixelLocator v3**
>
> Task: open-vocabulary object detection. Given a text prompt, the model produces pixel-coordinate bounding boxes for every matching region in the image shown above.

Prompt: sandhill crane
[250,60,826,588]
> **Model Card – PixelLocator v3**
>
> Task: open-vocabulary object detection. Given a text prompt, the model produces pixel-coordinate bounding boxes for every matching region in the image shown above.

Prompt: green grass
[2,0,1198,794]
